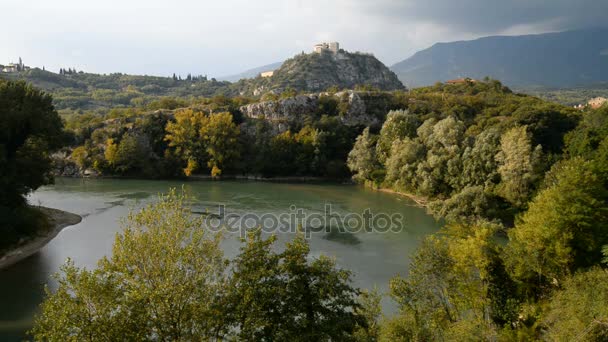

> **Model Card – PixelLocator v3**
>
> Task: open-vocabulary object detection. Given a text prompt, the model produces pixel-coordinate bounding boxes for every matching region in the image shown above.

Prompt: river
[0,177,441,340]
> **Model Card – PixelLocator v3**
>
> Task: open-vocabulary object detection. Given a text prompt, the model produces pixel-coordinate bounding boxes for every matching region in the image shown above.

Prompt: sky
[1,0,606,78]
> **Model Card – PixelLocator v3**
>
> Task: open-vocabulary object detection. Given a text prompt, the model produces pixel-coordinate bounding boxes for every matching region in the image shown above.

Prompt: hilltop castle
[313,42,340,54]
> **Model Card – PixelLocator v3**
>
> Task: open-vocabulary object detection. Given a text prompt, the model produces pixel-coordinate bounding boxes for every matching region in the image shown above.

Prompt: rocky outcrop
[237,50,405,96]
[239,91,396,128]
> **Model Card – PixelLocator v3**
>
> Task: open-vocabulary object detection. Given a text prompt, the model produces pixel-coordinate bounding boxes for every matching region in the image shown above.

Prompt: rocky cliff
[239,91,398,129]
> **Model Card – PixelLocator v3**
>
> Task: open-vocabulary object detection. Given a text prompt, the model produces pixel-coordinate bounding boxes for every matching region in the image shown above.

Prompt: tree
[495,125,543,208]
[0,80,64,250]
[541,267,608,341]
[385,137,425,192]
[415,116,466,196]
[199,112,240,177]
[505,157,608,291]
[0,80,63,206]
[32,192,370,341]
[385,223,515,341]
[31,190,230,341]
[164,109,207,176]
[227,230,365,340]
[375,110,420,165]
[347,127,379,183]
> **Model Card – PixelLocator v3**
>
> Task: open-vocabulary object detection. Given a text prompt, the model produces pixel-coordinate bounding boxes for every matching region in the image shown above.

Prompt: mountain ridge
[391,28,608,88]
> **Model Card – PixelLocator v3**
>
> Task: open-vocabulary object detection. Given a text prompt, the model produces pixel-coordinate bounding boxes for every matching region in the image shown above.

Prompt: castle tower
[328,42,339,53]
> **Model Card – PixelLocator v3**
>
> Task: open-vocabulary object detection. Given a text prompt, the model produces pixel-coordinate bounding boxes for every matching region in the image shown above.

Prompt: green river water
[0,177,441,340]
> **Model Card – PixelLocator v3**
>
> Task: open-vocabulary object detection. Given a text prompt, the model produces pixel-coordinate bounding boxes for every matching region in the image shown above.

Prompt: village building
[1,57,27,73]
[446,78,476,84]
[588,97,607,109]
[260,70,274,78]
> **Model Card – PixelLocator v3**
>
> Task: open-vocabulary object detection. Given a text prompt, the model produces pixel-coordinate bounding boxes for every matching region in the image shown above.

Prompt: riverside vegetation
[2,75,608,340]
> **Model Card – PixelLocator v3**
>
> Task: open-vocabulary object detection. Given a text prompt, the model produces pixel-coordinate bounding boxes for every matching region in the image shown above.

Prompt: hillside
[218,61,283,82]
[233,50,405,95]
[0,68,235,112]
[391,28,608,88]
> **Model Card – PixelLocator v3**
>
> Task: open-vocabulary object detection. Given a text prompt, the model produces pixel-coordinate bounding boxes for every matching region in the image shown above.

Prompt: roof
[446,78,476,84]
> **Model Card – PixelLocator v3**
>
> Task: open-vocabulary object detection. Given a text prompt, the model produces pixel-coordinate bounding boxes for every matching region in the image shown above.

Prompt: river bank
[0,207,82,270]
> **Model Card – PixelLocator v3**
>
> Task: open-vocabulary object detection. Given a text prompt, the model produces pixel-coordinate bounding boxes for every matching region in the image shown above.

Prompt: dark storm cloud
[359,0,608,34]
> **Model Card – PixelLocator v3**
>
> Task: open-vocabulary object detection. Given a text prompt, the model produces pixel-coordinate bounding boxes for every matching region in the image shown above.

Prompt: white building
[260,70,274,78]
[2,64,19,73]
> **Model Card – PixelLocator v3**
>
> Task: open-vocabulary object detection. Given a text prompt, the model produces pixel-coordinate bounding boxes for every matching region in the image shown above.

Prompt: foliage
[31,190,229,341]
[0,80,63,251]
[347,128,380,183]
[348,80,578,224]
[505,157,608,291]
[384,223,516,341]
[199,112,240,177]
[32,191,369,341]
[541,267,608,341]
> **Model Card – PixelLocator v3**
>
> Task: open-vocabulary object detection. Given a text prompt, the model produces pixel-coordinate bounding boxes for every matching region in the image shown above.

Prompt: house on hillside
[2,57,28,73]
[2,64,19,73]
[588,97,607,109]
[446,78,476,84]
[260,71,274,78]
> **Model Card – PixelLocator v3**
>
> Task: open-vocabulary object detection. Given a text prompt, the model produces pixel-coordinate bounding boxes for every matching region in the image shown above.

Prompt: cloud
[1,0,605,76]
[356,0,608,35]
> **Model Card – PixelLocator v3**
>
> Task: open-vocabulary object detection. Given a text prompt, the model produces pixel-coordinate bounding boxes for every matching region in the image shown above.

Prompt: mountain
[391,28,608,88]
[234,49,404,95]
[218,61,283,82]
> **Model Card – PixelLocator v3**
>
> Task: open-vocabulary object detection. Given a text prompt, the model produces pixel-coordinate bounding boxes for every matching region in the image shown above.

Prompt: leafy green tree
[200,112,240,177]
[0,80,64,250]
[268,130,300,175]
[495,125,543,207]
[31,190,230,341]
[505,157,608,291]
[227,230,366,341]
[347,127,379,183]
[385,223,515,341]
[70,145,90,169]
[460,128,501,189]
[541,267,608,341]
[0,80,63,206]
[416,116,466,196]
[564,106,608,159]
[105,133,151,174]
[384,137,425,192]
[164,109,207,176]
[32,192,369,341]
[375,110,420,165]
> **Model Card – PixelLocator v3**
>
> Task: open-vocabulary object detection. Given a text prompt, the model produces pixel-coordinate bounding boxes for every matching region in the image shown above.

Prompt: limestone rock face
[240,94,319,122]
[239,91,394,128]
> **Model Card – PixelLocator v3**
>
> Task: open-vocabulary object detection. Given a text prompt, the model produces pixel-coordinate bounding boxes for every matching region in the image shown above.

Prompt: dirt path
[0,207,81,270]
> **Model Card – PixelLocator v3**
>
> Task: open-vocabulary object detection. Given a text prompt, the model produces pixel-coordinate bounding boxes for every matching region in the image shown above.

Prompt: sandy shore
[375,188,428,207]
[0,207,81,270]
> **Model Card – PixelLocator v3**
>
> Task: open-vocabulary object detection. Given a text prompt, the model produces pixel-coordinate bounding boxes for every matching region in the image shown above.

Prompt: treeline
[0,68,236,112]
[348,81,608,339]
[62,99,368,179]
[348,80,579,223]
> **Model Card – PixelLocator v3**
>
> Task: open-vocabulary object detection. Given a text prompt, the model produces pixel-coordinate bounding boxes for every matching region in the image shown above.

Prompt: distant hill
[0,68,233,111]
[391,28,608,88]
[233,50,404,95]
[218,61,283,82]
